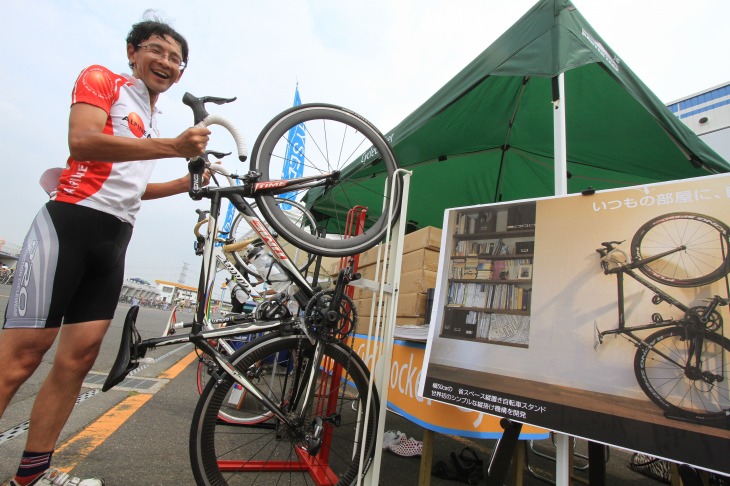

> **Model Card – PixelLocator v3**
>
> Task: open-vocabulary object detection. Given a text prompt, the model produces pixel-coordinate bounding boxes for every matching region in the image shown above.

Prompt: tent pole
[552,73,571,486]
[494,76,530,202]
[553,73,568,197]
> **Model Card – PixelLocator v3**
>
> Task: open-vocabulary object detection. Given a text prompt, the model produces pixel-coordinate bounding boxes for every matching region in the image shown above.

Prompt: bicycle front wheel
[631,212,730,287]
[190,333,379,485]
[229,197,318,277]
[252,104,401,257]
[634,326,730,421]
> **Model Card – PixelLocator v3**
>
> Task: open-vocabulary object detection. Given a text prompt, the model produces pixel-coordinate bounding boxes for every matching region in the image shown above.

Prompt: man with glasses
[0,17,210,486]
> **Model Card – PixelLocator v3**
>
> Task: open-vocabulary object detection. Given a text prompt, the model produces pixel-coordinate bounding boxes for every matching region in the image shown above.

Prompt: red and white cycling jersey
[52,65,160,225]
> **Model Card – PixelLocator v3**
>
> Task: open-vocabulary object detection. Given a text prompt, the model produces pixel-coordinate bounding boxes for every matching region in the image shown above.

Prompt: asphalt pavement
[0,289,668,485]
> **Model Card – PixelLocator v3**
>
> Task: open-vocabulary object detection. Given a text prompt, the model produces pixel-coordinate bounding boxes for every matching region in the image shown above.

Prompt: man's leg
[0,327,59,418]
[24,319,111,453]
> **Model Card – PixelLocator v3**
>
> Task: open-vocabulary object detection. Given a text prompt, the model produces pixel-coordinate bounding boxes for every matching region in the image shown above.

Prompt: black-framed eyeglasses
[137,44,186,70]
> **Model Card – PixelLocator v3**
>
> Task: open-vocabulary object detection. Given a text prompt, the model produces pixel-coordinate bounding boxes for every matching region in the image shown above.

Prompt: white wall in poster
[420,172,730,402]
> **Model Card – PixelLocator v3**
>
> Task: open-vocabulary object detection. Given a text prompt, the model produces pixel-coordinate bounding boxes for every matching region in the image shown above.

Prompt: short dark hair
[127,18,189,68]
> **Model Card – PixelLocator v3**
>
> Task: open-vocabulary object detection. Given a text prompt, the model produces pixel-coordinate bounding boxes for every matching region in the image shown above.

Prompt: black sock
[15,450,53,484]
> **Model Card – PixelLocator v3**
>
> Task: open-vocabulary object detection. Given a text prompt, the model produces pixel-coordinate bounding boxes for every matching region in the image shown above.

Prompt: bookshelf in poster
[440,203,535,348]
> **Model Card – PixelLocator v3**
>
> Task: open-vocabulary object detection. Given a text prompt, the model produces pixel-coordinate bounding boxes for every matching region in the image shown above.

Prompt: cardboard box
[403,226,442,254]
[357,247,440,276]
[354,292,428,318]
[356,226,442,267]
[398,292,429,316]
[399,269,437,295]
[352,267,437,301]
[355,249,439,284]
[348,226,442,303]
[402,248,440,273]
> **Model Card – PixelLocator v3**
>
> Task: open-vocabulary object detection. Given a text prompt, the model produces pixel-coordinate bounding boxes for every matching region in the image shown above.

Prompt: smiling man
[0,17,211,486]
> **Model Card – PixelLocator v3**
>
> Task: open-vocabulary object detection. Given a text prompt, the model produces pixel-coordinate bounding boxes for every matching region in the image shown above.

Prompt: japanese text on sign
[428,380,547,420]
[592,188,727,212]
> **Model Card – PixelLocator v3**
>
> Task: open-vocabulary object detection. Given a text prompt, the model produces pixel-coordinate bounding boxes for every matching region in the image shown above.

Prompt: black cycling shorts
[4,201,133,328]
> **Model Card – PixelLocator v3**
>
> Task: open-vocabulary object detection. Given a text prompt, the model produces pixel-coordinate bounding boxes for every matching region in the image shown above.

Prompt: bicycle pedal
[593,320,603,351]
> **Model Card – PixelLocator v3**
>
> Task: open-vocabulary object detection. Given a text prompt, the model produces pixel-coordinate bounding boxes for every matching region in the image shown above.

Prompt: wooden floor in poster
[428,363,729,440]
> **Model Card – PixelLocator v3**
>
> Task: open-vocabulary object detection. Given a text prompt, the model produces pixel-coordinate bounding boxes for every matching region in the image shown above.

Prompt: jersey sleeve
[71,65,120,114]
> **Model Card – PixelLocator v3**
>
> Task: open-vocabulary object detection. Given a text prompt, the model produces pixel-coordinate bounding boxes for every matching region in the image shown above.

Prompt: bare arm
[142,165,214,200]
[142,176,188,200]
[67,103,210,162]
[68,102,212,200]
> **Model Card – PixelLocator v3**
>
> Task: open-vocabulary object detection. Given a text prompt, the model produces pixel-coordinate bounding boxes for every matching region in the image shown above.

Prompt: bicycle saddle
[102,306,146,392]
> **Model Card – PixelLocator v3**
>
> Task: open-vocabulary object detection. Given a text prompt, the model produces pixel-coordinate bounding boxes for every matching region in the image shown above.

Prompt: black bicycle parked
[595,212,730,425]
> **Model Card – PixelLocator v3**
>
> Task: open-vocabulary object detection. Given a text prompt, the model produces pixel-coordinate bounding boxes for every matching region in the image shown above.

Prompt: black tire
[634,326,730,420]
[251,104,401,257]
[630,212,730,287]
[190,333,379,485]
[229,197,318,277]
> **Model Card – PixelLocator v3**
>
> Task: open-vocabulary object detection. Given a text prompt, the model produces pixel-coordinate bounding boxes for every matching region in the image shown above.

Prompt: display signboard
[419,172,730,476]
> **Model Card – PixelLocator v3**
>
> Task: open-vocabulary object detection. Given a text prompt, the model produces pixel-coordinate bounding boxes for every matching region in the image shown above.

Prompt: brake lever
[204,150,232,161]
[182,92,237,125]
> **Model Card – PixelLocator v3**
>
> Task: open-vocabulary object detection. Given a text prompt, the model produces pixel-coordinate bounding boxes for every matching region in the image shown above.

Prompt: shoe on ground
[9,468,104,486]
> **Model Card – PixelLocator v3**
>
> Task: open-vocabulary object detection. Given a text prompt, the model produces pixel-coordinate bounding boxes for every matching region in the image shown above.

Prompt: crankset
[685,306,723,331]
[304,290,357,342]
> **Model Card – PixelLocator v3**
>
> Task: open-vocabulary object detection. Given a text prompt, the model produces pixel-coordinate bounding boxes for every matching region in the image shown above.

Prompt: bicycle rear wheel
[190,333,379,485]
[631,212,730,287]
[634,326,730,421]
[252,104,401,257]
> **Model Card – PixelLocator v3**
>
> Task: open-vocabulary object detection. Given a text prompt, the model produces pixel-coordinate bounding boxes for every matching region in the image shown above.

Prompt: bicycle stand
[216,173,410,485]
[215,280,356,484]
[483,419,523,486]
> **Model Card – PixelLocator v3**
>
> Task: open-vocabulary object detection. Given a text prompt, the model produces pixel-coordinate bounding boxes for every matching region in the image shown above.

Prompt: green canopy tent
[308,0,730,231]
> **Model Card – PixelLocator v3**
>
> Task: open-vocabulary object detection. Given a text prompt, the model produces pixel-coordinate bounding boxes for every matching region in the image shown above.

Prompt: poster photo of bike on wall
[419,172,730,476]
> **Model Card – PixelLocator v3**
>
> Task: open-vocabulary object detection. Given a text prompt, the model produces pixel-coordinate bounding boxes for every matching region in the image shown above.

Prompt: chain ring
[304,290,358,342]
[685,306,723,331]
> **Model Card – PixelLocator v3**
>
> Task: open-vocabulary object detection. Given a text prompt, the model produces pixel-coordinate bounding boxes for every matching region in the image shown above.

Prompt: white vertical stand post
[361,169,412,485]
[552,73,571,486]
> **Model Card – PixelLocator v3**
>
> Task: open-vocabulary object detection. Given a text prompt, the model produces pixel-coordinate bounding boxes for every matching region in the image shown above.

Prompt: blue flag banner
[279,86,305,209]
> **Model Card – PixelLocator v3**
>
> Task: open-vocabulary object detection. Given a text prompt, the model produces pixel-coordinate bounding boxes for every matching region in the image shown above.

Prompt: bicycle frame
[596,243,727,372]
[598,244,693,336]
[192,183,314,326]
[168,162,373,439]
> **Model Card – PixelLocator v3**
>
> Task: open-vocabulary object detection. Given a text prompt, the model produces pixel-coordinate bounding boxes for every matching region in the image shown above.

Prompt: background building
[119,277,163,304]
[0,238,20,269]
[667,81,730,161]
[155,279,197,307]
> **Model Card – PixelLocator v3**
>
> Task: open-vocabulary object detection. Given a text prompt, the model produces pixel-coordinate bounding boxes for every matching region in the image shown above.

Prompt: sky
[1,0,728,287]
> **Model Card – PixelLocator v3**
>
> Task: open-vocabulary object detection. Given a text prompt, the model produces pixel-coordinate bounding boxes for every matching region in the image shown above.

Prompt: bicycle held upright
[595,212,730,425]
[104,92,403,485]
